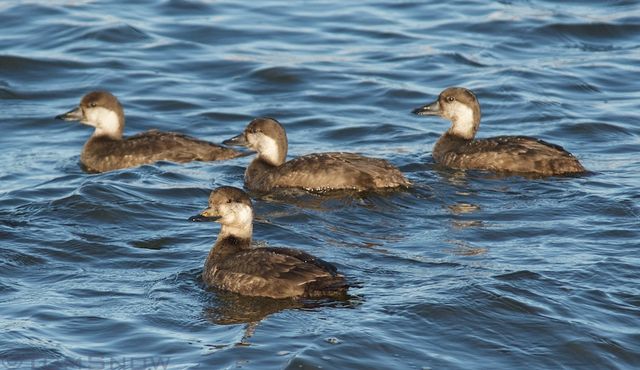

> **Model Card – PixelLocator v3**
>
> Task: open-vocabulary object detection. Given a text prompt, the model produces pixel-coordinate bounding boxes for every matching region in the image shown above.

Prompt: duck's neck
[219,223,253,241]
[447,119,478,140]
[205,227,252,269]
[86,134,121,145]
[92,128,122,140]
[246,157,278,192]
[433,132,473,163]
[87,107,125,139]
[213,224,252,253]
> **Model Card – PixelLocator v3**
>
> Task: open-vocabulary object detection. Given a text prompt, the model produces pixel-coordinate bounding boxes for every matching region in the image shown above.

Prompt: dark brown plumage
[80,130,241,173]
[224,117,411,192]
[412,87,586,176]
[190,186,348,299]
[56,91,242,173]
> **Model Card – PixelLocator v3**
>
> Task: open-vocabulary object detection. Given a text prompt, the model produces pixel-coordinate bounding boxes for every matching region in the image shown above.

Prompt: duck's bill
[411,100,441,116]
[223,133,248,147]
[55,106,83,121]
[188,214,221,222]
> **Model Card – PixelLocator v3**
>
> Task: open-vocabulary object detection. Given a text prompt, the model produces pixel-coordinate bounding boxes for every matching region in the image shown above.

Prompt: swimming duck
[189,186,348,299]
[55,91,242,172]
[412,87,586,176]
[223,117,410,192]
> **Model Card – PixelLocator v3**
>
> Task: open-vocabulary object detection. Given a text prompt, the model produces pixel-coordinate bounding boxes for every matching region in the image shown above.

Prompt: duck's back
[81,130,241,172]
[205,246,348,299]
[434,134,585,175]
[247,152,410,192]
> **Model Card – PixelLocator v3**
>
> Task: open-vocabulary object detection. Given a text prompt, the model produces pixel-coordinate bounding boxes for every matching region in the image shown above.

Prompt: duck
[189,186,349,299]
[55,91,243,172]
[223,117,410,192]
[411,87,586,176]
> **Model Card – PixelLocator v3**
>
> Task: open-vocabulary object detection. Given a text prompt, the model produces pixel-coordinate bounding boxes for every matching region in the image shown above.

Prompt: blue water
[1,1,639,369]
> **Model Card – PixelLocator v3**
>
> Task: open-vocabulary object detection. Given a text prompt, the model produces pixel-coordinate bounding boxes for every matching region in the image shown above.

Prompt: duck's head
[412,87,481,140]
[224,117,288,166]
[189,186,253,239]
[56,91,125,139]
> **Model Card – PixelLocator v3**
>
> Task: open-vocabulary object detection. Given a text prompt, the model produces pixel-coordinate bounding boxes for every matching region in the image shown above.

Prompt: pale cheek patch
[448,102,476,139]
[246,132,259,150]
[85,107,120,137]
[219,203,253,226]
[255,134,281,165]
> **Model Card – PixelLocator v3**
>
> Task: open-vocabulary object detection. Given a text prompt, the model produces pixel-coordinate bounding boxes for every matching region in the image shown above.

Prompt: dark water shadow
[432,163,595,182]
[248,185,414,212]
[202,288,361,346]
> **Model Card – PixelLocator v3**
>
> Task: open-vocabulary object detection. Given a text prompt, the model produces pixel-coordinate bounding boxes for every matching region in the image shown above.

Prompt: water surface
[1,1,639,369]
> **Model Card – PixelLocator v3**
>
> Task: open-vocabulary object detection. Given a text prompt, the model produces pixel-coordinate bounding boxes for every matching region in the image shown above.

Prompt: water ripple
[1,1,639,369]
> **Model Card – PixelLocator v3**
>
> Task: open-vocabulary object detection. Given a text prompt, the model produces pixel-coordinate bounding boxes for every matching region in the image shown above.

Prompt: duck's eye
[89,102,97,107]
[227,199,233,203]
[446,96,455,103]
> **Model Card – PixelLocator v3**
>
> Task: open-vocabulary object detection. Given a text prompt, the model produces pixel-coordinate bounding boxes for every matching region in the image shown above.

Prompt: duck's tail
[304,275,349,299]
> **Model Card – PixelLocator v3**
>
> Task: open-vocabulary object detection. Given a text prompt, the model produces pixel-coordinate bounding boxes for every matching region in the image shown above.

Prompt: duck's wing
[444,136,585,174]
[463,136,568,154]
[212,247,346,299]
[123,130,242,162]
[83,130,243,172]
[271,152,409,191]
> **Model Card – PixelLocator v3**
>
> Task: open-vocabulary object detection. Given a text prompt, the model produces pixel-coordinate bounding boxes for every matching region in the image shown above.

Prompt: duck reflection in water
[202,290,357,346]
